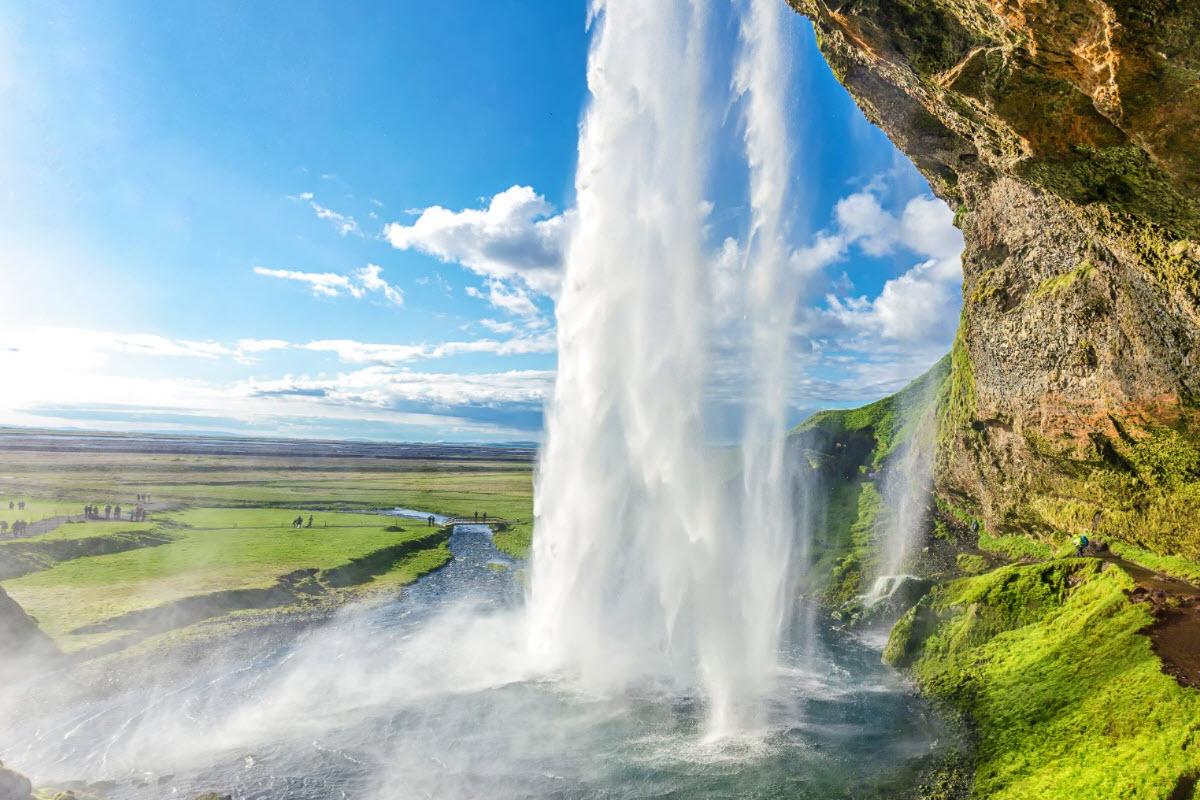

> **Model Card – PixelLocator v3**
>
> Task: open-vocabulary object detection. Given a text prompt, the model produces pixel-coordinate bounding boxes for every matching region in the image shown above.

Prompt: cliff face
[0,585,58,675]
[787,0,1200,557]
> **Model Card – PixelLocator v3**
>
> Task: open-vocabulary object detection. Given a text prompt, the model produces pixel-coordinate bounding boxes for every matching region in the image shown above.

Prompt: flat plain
[0,434,535,654]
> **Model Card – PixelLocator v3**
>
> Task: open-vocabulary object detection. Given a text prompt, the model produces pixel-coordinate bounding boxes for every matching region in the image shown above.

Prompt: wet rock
[0,586,59,678]
[192,793,233,800]
[0,762,33,800]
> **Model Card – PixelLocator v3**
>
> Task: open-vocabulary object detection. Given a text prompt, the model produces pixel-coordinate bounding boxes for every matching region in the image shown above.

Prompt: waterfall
[528,0,801,737]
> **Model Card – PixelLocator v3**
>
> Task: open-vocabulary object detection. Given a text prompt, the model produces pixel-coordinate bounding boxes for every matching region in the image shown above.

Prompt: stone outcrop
[0,586,58,675]
[786,0,1200,556]
[0,762,33,800]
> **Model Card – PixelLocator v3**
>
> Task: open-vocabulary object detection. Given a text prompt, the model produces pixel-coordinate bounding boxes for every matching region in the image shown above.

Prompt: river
[0,523,955,799]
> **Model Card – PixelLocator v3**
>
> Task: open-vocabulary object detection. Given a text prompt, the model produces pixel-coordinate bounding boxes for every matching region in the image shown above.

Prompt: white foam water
[528,0,803,737]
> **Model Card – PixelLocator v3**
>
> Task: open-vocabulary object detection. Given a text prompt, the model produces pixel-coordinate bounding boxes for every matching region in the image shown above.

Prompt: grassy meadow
[0,443,534,653]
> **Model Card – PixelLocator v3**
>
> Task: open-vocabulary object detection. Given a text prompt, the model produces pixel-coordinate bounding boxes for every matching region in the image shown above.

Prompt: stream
[0,522,956,799]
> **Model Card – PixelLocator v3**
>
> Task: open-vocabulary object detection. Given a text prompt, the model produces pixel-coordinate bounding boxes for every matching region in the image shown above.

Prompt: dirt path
[1097,550,1200,690]
[1,503,178,541]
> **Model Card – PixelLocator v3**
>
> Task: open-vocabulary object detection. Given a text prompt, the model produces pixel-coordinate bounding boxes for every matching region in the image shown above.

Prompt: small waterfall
[528,0,803,737]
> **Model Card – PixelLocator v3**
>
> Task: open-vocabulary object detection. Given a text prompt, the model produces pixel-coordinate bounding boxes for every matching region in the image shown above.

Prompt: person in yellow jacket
[1073,534,1090,557]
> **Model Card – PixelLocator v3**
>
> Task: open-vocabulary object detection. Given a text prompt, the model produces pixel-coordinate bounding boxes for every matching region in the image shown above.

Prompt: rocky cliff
[786,0,1200,559]
[0,585,58,676]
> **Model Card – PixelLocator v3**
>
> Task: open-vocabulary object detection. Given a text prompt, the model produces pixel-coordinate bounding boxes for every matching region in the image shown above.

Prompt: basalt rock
[0,586,58,676]
[786,0,1200,556]
[0,762,33,800]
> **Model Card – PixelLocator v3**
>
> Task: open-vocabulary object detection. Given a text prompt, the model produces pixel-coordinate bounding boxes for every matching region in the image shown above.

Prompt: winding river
[0,522,956,799]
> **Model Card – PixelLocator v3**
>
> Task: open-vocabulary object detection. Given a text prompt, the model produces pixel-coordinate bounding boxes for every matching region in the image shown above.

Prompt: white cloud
[799,185,964,346]
[355,264,405,307]
[237,338,291,353]
[254,267,354,297]
[290,192,361,236]
[255,264,404,307]
[383,186,570,314]
[242,366,554,410]
[301,331,556,366]
[0,324,552,440]
[311,202,361,236]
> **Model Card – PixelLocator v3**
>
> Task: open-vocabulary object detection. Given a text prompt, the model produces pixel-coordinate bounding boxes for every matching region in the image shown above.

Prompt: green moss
[1031,260,1095,298]
[1021,145,1200,239]
[936,327,977,464]
[794,353,949,468]
[492,520,532,560]
[970,268,1005,306]
[901,560,1200,798]
[1106,541,1200,584]
[823,480,885,605]
[956,553,988,575]
[977,531,1053,562]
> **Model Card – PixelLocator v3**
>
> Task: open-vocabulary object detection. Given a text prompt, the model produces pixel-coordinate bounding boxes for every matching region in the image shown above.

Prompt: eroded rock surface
[787,0,1200,555]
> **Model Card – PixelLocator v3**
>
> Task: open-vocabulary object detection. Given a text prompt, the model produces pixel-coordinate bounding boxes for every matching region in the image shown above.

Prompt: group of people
[84,502,149,522]
[472,511,489,522]
[1,499,29,539]
[292,515,315,529]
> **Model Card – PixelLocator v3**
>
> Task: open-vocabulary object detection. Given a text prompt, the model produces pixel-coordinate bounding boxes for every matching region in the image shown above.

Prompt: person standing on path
[1073,534,1090,557]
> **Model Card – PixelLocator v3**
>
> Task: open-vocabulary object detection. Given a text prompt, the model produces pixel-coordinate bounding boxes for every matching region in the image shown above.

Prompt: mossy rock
[0,765,33,800]
[956,553,989,575]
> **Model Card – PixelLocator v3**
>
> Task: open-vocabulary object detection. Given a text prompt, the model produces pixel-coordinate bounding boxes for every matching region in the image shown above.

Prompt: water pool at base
[0,525,957,799]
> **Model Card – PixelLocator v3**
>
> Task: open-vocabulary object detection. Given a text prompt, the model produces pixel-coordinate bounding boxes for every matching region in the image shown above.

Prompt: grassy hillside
[887,559,1200,799]
[790,354,950,604]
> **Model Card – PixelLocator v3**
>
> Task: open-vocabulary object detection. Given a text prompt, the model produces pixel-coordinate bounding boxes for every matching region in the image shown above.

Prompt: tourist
[1073,534,1090,557]
[307,515,314,528]
[473,511,478,522]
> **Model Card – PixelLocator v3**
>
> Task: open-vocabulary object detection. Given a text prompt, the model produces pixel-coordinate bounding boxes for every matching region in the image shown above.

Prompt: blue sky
[0,0,962,443]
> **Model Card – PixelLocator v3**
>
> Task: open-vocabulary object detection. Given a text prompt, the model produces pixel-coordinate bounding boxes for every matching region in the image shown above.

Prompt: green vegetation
[5,519,448,651]
[791,355,951,605]
[888,559,1200,798]
[1106,541,1200,584]
[1031,260,1095,298]
[492,520,533,560]
[0,446,534,653]
[977,530,1053,562]
[936,326,977,464]
[793,353,949,469]
[955,553,988,575]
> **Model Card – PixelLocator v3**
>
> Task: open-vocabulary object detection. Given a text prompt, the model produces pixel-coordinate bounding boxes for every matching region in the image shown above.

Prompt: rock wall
[786,0,1200,556]
[0,585,57,676]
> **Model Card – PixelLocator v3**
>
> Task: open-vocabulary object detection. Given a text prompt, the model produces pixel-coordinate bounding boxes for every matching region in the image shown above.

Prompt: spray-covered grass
[0,441,535,653]
[492,520,533,559]
[891,559,1200,798]
[823,481,884,605]
[0,499,97,523]
[3,516,447,651]
[0,519,157,544]
[794,354,949,469]
[164,507,391,530]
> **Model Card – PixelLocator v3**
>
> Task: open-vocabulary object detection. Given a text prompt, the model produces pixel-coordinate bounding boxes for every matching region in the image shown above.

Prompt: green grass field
[0,446,534,653]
